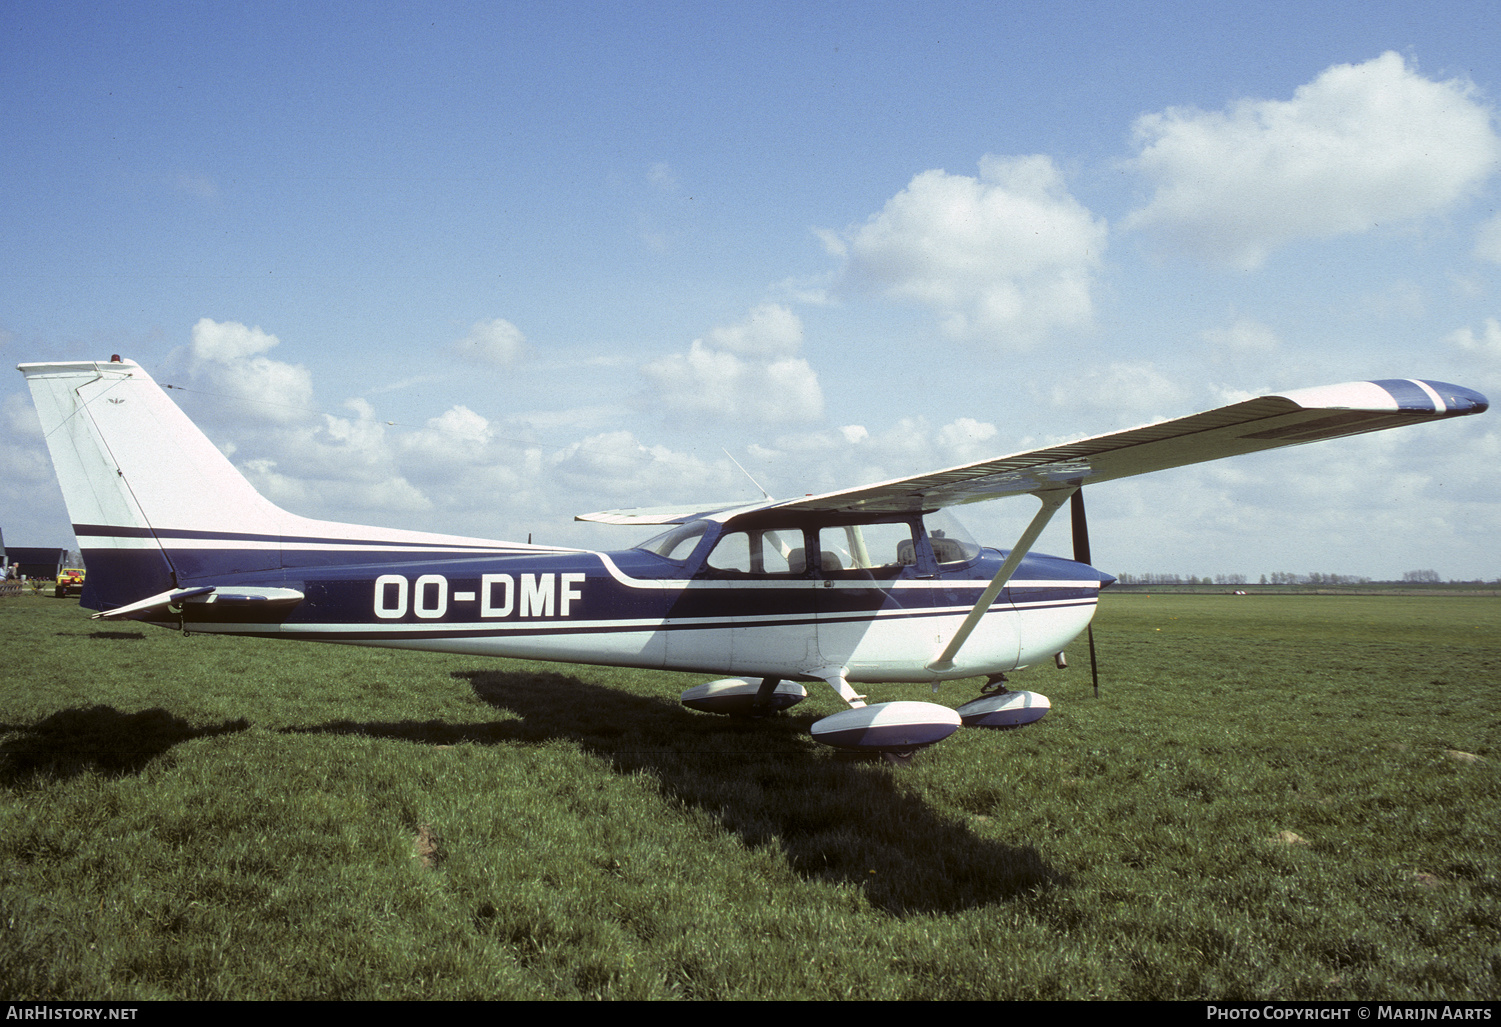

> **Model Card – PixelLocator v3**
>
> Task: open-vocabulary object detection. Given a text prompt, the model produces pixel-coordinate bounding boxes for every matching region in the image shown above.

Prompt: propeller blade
[1070,487,1091,566]
[1071,489,1100,698]
[1084,625,1099,699]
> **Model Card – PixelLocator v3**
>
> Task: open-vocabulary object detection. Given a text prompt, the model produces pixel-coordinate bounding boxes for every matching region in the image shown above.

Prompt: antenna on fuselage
[723,448,772,500]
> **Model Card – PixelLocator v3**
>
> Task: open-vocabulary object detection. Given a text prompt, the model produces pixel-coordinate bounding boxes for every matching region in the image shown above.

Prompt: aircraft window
[706,530,795,575]
[809,540,846,573]
[923,509,981,565]
[706,532,751,573]
[817,522,916,574]
[762,530,796,569]
[635,520,710,562]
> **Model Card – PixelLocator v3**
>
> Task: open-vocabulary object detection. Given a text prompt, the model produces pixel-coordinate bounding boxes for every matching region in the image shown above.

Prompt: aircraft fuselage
[118,517,1107,685]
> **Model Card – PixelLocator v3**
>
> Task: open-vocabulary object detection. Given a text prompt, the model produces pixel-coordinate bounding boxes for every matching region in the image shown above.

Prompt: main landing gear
[677,670,1051,760]
[678,677,808,717]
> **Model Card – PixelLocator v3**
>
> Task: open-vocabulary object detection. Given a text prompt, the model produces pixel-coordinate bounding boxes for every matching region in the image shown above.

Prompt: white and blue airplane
[19,358,1488,757]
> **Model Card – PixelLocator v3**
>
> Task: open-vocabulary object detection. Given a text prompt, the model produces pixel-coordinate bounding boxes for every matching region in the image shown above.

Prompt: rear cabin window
[704,529,797,575]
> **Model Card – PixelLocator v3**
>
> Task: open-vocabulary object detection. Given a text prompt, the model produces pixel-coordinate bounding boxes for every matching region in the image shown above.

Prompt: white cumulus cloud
[456,318,526,366]
[829,154,1106,348]
[701,303,804,357]
[191,317,279,362]
[188,318,314,423]
[642,305,824,423]
[1201,318,1280,354]
[1124,52,1501,269]
[936,417,1000,463]
[1476,213,1501,264]
[1449,317,1501,359]
[1048,361,1187,418]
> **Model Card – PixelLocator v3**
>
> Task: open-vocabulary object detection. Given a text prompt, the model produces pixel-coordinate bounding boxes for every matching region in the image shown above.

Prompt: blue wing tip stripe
[1277,379,1488,416]
[1373,379,1488,415]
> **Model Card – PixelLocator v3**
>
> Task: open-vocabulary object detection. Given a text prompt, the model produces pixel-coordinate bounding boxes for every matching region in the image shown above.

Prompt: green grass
[0,592,1497,999]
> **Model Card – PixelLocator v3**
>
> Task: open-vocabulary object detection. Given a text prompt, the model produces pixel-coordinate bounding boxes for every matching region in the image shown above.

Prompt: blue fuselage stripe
[78,538,1102,628]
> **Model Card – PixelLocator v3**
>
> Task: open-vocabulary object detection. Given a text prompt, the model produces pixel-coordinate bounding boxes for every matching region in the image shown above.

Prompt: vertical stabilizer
[21,358,554,614]
[20,359,287,608]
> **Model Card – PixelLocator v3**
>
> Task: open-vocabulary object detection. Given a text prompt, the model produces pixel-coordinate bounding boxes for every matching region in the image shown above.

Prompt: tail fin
[20,359,289,609]
[21,358,559,613]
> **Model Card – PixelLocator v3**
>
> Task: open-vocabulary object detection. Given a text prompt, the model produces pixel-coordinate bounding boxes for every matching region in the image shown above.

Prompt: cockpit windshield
[633,520,711,562]
[923,509,982,565]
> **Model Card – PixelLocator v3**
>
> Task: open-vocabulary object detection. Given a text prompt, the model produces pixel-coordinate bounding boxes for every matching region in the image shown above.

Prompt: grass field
[0,591,1496,1000]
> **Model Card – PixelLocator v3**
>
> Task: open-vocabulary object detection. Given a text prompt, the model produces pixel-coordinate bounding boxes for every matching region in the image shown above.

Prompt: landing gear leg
[979,672,1010,696]
[820,669,867,709]
[750,676,782,717]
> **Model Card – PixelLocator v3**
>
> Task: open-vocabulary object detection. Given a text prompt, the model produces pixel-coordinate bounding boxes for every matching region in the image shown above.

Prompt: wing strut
[927,488,1074,673]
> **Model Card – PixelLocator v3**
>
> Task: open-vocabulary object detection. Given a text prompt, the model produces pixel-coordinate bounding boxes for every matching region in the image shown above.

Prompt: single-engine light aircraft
[19,359,1488,757]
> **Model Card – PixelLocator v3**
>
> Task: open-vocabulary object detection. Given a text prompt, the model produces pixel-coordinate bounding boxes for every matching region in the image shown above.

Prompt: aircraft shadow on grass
[0,705,249,783]
[282,666,1068,916]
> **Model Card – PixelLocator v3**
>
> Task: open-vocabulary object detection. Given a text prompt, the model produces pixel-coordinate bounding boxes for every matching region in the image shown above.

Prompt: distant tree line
[1114,571,1373,585]
[1115,573,1249,585]
[1114,569,1501,585]
[1261,572,1372,585]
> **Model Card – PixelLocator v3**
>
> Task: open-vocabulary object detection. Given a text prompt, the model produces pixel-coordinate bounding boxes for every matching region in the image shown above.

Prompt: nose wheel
[979,672,1011,695]
[957,680,1051,727]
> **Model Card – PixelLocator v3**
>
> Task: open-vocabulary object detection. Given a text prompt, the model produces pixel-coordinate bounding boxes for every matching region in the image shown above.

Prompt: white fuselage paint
[165,563,1099,685]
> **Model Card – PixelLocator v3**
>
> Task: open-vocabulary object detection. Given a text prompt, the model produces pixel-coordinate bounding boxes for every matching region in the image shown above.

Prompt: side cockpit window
[705,529,797,576]
[817,521,918,576]
[698,518,934,578]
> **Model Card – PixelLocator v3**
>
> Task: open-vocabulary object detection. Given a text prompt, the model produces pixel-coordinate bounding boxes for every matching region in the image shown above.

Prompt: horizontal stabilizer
[92,586,305,621]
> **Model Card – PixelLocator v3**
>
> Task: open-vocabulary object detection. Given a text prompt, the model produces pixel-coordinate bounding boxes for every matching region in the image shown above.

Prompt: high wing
[723,379,1486,518]
[575,500,771,526]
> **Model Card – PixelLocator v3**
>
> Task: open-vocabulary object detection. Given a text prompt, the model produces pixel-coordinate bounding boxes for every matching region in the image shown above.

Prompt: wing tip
[1414,379,1488,415]
[1276,379,1488,416]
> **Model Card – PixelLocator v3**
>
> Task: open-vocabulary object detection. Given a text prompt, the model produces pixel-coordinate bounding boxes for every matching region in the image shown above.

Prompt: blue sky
[4,1,1500,581]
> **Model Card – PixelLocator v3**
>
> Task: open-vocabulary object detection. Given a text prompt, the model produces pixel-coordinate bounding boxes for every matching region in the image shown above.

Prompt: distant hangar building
[5,547,70,580]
